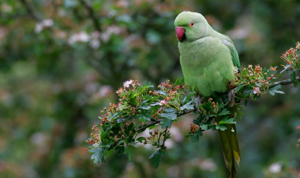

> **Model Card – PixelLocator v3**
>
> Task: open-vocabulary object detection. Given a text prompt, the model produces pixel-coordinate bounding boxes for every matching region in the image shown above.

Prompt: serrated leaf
[216,124,227,131]
[200,125,208,130]
[218,109,230,116]
[156,90,167,96]
[180,100,195,110]
[124,146,133,161]
[224,118,236,124]
[149,149,165,168]
[182,91,196,103]
[268,85,281,96]
[139,105,151,110]
[279,64,291,78]
[161,118,172,129]
[160,109,177,121]
[189,131,203,142]
[193,115,205,125]
[136,137,146,143]
[89,148,104,164]
[115,144,124,156]
[234,85,244,93]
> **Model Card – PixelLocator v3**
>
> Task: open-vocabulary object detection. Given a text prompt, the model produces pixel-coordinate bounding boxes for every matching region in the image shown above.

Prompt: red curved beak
[175,27,185,42]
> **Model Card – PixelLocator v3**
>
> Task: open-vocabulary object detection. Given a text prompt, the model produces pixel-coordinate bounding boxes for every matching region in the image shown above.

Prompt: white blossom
[35,19,54,34]
[123,80,134,88]
[90,39,101,49]
[35,23,44,34]
[68,31,90,44]
[200,158,217,171]
[42,19,54,27]
[269,162,282,173]
[253,87,260,95]
[159,100,167,106]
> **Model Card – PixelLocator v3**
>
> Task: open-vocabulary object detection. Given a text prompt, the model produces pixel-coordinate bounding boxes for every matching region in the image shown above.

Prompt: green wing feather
[222,36,240,69]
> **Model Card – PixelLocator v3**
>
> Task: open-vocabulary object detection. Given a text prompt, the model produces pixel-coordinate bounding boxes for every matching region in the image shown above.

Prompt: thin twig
[79,0,101,32]
[269,76,300,88]
[134,108,196,133]
[134,120,162,133]
[108,108,196,150]
[161,127,168,148]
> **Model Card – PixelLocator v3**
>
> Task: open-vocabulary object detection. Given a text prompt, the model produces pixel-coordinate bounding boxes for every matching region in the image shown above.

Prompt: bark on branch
[269,76,300,88]
[79,0,101,32]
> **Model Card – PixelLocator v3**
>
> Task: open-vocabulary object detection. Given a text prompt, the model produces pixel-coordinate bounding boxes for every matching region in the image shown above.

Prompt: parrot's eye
[189,21,194,27]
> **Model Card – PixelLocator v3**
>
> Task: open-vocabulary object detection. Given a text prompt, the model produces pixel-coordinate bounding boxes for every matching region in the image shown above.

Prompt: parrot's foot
[228,89,235,107]
[194,95,202,113]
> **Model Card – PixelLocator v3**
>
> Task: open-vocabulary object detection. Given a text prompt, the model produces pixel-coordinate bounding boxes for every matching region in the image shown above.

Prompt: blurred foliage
[0,0,300,177]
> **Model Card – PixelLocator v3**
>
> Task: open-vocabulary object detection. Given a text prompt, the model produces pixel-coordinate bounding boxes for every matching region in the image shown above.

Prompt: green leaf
[235,105,244,119]
[115,144,125,156]
[189,130,203,142]
[268,85,281,96]
[149,125,158,130]
[290,71,296,81]
[161,118,172,129]
[139,105,151,110]
[193,115,205,125]
[216,124,227,131]
[149,149,165,168]
[200,125,208,130]
[224,118,236,124]
[160,108,177,121]
[124,145,133,161]
[234,85,244,93]
[182,91,196,103]
[274,90,285,94]
[89,148,105,164]
[174,78,184,86]
[294,79,299,87]
[180,100,195,110]
[279,64,291,78]
[136,137,146,143]
[218,109,230,116]
[156,90,167,95]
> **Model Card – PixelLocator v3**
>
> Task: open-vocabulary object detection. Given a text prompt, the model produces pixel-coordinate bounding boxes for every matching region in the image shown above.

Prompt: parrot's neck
[205,25,223,39]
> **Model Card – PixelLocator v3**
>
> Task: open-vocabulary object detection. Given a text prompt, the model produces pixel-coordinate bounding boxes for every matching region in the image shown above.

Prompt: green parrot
[174,11,241,177]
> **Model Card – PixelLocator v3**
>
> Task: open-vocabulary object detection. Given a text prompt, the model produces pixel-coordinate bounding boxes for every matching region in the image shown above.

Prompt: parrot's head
[174,11,208,42]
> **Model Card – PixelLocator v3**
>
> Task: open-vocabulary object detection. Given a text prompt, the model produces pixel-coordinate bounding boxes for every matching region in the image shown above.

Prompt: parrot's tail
[215,117,241,178]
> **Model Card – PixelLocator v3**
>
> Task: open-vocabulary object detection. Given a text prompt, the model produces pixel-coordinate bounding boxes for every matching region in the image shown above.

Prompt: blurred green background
[1,0,300,177]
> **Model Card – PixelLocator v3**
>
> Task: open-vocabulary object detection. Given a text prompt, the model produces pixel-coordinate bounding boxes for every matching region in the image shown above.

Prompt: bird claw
[194,95,202,113]
[228,89,235,107]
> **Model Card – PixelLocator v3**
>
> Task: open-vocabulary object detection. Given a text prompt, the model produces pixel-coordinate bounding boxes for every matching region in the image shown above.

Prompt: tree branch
[269,76,300,88]
[79,0,101,32]
[19,0,43,21]
[108,108,196,150]
[161,127,168,148]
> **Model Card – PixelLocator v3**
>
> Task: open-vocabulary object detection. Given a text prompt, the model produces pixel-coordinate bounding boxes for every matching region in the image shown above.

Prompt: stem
[269,76,300,88]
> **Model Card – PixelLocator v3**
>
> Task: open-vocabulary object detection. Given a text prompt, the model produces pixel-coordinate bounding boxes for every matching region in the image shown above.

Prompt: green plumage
[174,11,241,177]
[175,11,240,96]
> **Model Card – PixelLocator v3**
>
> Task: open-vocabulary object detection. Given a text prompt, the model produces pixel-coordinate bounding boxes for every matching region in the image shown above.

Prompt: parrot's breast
[179,36,235,97]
